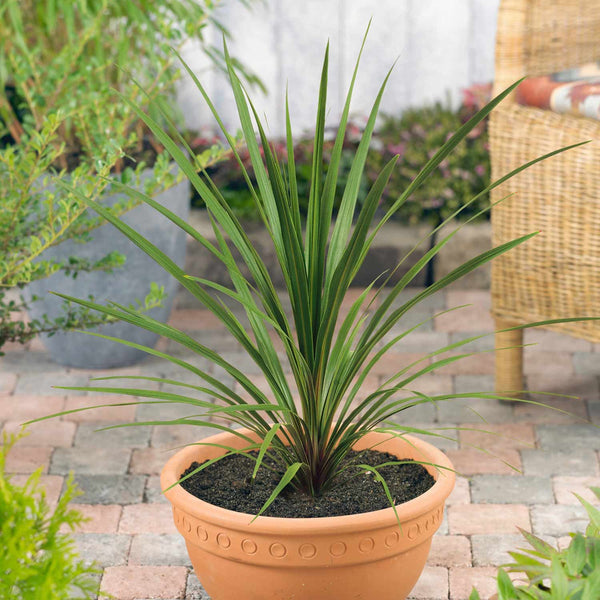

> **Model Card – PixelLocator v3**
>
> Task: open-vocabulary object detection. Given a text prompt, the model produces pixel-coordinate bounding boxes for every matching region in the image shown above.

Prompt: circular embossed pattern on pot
[329,541,347,557]
[299,543,317,559]
[269,542,287,558]
[359,537,375,553]
[196,525,208,542]
[242,539,257,555]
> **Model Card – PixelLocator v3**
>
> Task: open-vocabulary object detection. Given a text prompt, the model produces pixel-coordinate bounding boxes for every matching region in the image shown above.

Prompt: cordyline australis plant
[29,31,593,516]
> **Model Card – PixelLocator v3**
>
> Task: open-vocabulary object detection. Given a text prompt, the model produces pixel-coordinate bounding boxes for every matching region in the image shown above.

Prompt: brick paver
[128,533,191,566]
[3,419,76,447]
[72,475,147,505]
[445,448,522,476]
[552,476,600,504]
[118,504,176,534]
[408,566,449,599]
[66,504,123,533]
[4,287,599,599]
[11,473,64,507]
[5,445,52,473]
[470,475,553,504]
[51,447,131,475]
[471,533,529,566]
[0,394,64,420]
[74,533,131,567]
[100,566,188,600]
[449,567,499,600]
[63,396,138,422]
[521,448,600,477]
[428,535,471,567]
[458,423,535,452]
[530,504,589,536]
[448,504,531,535]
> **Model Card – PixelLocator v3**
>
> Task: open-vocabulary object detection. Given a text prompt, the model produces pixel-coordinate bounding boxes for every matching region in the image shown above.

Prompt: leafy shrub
[470,487,600,600]
[0,0,261,161]
[0,431,100,599]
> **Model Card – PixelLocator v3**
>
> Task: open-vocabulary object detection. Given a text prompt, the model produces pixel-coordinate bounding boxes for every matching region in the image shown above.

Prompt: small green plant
[29,31,592,514]
[470,488,600,600]
[0,431,100,599]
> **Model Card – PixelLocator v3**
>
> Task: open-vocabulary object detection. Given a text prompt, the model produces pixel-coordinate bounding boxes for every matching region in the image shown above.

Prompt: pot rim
[160,429,455,535]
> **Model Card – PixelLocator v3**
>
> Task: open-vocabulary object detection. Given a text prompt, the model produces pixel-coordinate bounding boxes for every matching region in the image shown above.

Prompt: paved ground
[2,288,599,600]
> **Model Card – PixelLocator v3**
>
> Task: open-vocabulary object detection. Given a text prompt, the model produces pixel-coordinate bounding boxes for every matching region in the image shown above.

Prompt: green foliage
[469,488,600,600]
[0,431,100,599]
[0,0,262,159]
[30,35,590,511]
[191,83,491,226]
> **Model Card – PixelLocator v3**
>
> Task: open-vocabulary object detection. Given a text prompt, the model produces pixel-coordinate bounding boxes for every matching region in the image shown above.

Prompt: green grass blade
[305,43,329,330]
[356,464,402,527]
[252,462,304,521]
[325,63,394,285]
[252,423,281,481]
[285,89,301,235]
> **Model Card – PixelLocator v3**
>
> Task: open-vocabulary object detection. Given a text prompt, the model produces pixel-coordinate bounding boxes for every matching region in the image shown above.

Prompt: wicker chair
[491,0,600,395]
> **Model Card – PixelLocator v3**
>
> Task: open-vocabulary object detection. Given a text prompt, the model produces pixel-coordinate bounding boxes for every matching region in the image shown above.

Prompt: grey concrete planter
[27,171,190,369]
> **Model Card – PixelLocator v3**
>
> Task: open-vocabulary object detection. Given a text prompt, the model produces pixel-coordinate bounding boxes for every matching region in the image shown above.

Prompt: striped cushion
[516,62,600,121]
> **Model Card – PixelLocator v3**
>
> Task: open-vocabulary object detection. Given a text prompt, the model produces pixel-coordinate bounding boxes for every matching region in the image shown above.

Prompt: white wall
[177,0,500,138]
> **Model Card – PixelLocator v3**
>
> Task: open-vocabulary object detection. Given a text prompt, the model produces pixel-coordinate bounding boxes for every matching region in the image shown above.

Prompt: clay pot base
[180,449,436,518]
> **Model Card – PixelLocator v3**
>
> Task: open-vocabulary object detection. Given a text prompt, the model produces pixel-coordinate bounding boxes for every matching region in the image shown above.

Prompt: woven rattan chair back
[490,0,600,393]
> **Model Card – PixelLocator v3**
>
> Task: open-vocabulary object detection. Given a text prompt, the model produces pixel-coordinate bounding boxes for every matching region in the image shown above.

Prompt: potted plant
[471,487,600,600]
[30,31,591,599]
[0,0,259,367]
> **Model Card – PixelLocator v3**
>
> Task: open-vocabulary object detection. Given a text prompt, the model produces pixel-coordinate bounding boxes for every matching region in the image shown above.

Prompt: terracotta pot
[160,429,455,600]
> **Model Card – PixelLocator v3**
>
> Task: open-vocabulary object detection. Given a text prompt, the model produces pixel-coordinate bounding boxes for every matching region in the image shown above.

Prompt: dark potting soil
[180,449,435,518]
